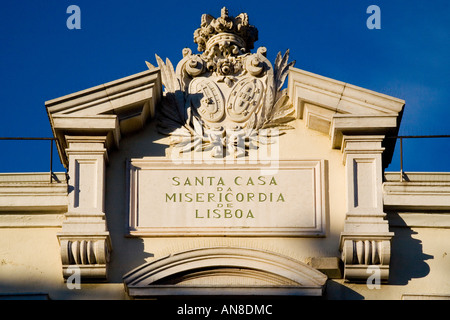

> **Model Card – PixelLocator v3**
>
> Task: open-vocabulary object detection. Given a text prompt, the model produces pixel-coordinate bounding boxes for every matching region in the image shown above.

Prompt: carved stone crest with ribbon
[147,7,296,157]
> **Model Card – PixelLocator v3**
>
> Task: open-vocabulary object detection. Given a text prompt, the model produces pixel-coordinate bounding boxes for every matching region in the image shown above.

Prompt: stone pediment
[45,8,404,167]
[45,62,404,170]
[288,68,405,151]
[123,247,327,298]
[45,69,161,167]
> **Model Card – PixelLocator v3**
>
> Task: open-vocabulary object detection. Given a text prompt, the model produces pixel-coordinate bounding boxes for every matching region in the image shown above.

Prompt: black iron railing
[0,137,58,183]
[386,135,450,181]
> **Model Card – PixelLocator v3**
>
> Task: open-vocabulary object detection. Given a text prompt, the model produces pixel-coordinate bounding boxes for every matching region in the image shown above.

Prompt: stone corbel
[57,136,112,280]
[59,236,111,279]
[339,135,394,282]
[340,235,391,282]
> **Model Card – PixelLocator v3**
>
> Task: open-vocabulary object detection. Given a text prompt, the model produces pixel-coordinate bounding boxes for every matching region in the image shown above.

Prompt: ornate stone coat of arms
[147,7,296,158]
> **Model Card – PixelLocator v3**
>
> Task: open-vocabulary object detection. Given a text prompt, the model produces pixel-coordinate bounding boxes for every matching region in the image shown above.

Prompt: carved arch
[123,247,327,298]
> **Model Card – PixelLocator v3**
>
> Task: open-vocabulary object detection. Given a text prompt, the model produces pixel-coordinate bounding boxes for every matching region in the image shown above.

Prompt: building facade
[0,8,449,300]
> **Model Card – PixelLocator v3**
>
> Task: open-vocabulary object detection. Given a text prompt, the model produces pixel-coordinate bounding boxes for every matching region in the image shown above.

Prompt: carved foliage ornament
[146,7,296,157]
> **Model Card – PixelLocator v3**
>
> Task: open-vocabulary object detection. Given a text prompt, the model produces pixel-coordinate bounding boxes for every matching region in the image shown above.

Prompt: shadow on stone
[388,213,434,285]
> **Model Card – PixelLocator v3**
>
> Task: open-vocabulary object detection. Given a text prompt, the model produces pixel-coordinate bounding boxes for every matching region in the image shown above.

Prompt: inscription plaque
[127,159,326,236]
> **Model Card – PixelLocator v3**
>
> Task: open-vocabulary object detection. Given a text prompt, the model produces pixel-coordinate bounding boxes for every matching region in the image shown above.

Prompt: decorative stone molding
[384,172,450,211]
[342,238,391,265]
[0,172,67,213]
[46,69,161,168]
[0,172,67,227]
[342,136,385,217]
[287,67,405,167]
[60,238,110,266]
[126,159,327,237]
[339,135,394,282]
[384,172,450,228]
[59,236,111,279]
[287,68,405,120]
[123,247,328,298]
[340,237,391,281]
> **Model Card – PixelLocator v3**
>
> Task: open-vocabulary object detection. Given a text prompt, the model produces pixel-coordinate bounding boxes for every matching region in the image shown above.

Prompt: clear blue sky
[0,0,449,173]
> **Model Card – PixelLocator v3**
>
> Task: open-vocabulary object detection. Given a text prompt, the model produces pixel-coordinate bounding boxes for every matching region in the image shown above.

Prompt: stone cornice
[287,67,405,117]
[287,67,404,167]
[0,172,67,212]
[46,69,162,168]
[384,172,450,211]
[45,69,161,115]
[0,172,67,227]
[331,115,398,149]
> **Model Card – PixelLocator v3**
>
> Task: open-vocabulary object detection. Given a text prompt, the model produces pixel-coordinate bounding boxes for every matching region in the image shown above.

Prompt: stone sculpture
[147,7,296,158]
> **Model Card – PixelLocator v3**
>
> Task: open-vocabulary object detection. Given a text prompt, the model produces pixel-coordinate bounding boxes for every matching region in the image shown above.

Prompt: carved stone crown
[194,7,258,53]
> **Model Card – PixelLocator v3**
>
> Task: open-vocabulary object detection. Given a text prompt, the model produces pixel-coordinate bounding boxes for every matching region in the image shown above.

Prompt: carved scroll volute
[186,55,205,77]
[245,54,264,76]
